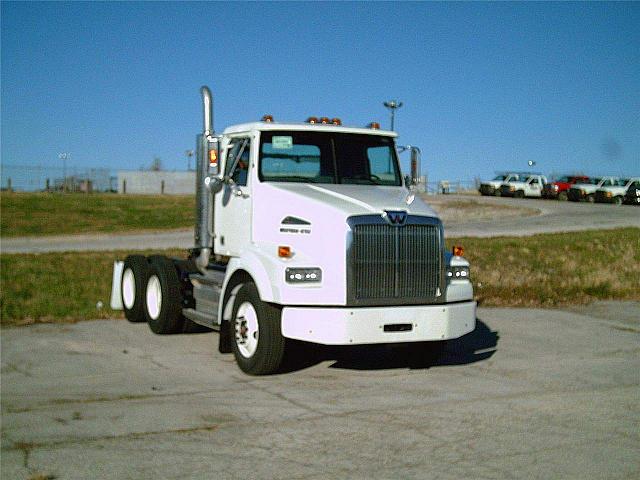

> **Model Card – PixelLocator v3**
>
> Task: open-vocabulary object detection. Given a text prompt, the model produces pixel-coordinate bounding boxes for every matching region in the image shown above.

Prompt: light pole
[383,100,403,131]
[58,152,70,192]
[185,150,194,171]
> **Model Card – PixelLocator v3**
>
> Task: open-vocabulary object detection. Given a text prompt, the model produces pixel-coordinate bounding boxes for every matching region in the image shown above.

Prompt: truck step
[183,308,219,330]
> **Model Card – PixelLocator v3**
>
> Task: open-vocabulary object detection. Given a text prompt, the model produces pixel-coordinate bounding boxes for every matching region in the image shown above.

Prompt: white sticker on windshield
[272,136,293,149]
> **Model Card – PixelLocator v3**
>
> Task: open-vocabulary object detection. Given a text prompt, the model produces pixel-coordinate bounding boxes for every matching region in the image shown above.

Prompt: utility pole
[185,150,194,171]
[58,152,70,192]
[383,100,403,131]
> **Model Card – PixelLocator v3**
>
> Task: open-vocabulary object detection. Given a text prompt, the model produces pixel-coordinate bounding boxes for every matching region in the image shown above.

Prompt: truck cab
[111,87,476,375]
[479,173,520,196]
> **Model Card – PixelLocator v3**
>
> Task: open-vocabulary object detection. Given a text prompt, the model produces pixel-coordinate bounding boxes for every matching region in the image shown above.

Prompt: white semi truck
[111,86,476,375]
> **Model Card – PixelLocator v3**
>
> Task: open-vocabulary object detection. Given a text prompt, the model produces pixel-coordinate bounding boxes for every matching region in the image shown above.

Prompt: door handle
[232,186,249,198]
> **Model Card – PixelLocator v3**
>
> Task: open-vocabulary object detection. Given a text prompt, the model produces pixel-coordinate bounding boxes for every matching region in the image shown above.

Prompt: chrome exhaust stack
[194,86,217,272]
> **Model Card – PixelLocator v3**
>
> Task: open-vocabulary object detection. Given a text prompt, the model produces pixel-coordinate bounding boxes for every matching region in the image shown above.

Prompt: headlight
[606,191,612,197]
[447,266,470,280]
[285,267,322,284]
[635,189,640,197]
[553,184,559,191]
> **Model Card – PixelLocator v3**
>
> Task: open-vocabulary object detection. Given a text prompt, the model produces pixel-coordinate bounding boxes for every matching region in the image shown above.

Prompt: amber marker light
[331,118,342,125]
[319,117,330,124]
[262,114,274,122]
[306,117,318,124]
[208,149,218,166]
[452,245,464,257]
[368,122,380,129]
[278,246,292,258]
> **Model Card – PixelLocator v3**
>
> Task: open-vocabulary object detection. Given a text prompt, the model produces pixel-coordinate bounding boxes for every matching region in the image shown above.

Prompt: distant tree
[150,157,162,171]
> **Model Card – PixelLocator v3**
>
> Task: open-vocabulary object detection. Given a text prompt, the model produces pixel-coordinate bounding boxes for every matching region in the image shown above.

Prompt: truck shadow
[279,318,499,373]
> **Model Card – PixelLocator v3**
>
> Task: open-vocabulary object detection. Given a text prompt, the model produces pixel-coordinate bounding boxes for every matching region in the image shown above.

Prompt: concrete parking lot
[2,302,639,479]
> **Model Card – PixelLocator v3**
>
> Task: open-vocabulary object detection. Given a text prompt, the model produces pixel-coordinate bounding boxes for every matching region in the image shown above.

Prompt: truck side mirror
[204,175,223,193]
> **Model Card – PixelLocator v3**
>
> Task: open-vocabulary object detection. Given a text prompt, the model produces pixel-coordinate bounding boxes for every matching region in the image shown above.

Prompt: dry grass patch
[448,228,640,307]
[424,195,539,222]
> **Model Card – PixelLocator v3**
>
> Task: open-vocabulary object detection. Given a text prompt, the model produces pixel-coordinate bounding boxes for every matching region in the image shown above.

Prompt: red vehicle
[542,175,589,200]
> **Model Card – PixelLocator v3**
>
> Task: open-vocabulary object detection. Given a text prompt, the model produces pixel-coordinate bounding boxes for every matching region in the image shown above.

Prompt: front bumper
[281,301,476,345]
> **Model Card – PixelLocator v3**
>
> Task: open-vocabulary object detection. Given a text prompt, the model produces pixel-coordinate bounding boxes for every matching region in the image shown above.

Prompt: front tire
[230,282,285,375]
[558,191,568,201]
[586,194,595,203]
[613,196,623,206]
[515,190,525,199]
[122,255,148,322]
[144,256,185,334]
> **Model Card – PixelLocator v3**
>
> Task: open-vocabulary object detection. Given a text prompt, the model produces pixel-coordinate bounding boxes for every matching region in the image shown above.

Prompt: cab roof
[222,121,398,137]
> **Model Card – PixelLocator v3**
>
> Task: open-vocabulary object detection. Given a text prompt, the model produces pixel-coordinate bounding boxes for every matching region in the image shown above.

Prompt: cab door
[214,135,254,257]
[527,177,542,197]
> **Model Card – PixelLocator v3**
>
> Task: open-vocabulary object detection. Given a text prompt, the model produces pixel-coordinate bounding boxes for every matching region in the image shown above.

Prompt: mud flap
[110,261,124,310]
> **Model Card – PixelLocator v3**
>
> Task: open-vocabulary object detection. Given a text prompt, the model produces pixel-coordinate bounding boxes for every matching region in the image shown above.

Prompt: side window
[530,177,539,185]
[602,179,613,187]
[225,138,250,186]
[367,146,398,184]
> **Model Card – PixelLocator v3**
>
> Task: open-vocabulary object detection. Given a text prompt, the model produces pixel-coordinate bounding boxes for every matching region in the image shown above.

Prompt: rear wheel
[613,196,623,206]
[230,282,285,375]
[121,255,148,322]
[586,194,595,203]
[144,256,185,334]
[515,190,524,199]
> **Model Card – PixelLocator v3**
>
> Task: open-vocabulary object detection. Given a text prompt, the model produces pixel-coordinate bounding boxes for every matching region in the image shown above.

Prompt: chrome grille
[347,216,443,306]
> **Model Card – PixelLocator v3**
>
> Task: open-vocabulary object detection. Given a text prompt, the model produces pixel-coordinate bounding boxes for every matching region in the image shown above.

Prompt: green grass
[1,229,639,326]
[1,249,183,326]
[0,192,195,237]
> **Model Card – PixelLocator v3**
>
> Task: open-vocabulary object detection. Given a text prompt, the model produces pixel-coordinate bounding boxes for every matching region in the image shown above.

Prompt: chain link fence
[1,165,117,192]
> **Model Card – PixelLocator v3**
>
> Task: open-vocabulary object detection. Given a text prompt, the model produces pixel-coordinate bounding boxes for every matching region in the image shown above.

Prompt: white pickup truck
[568,177,619,203]
[595,178,640,205]
[479,173,523,196]
[499,174,547,198]
[110,86,477,375]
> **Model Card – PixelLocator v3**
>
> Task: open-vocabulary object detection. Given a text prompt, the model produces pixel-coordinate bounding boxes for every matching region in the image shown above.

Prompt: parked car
[567,177,619,202]
[479,173,521,196]
[595,178,640,205]
[623,179,640,205]
[542,175,589,200]
[499,174,547,198]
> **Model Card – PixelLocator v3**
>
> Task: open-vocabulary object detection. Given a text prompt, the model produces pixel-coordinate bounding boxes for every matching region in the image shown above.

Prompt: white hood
[263,183,439,218]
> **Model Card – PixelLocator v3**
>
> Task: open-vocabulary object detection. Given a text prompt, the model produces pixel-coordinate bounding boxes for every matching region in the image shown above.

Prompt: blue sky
[2,1,639,186]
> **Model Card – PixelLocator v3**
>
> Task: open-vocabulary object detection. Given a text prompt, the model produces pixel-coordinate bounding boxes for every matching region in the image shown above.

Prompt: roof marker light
[368,122,380,129]
[306,117,318,124]
[320,117,330,124]
[262,115,274,122]
[331,118,342,125]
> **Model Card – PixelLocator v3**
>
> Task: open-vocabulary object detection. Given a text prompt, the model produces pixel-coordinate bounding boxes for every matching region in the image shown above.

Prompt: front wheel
[558,191,568,201]
[587,194,595,203]
[230,282,285,375]
[613,196,623,206]
[515,190,525,199]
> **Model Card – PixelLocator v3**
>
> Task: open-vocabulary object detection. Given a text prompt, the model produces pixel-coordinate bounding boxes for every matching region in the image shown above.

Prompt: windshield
[259,131,402,186]
[586,177,602,185]
[492,175,507,181]
[557,176,570,182]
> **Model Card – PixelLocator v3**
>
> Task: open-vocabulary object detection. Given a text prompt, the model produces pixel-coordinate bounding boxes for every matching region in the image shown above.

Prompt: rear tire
[587,194,595,203]
[515,190,524,199]
[121,255,148,323]
[230,282,285,375]
[613,196,623,206]
[144,256,185,334]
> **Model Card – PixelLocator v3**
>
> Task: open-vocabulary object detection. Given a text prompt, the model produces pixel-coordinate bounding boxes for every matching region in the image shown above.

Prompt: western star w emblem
[383,210,407,226]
